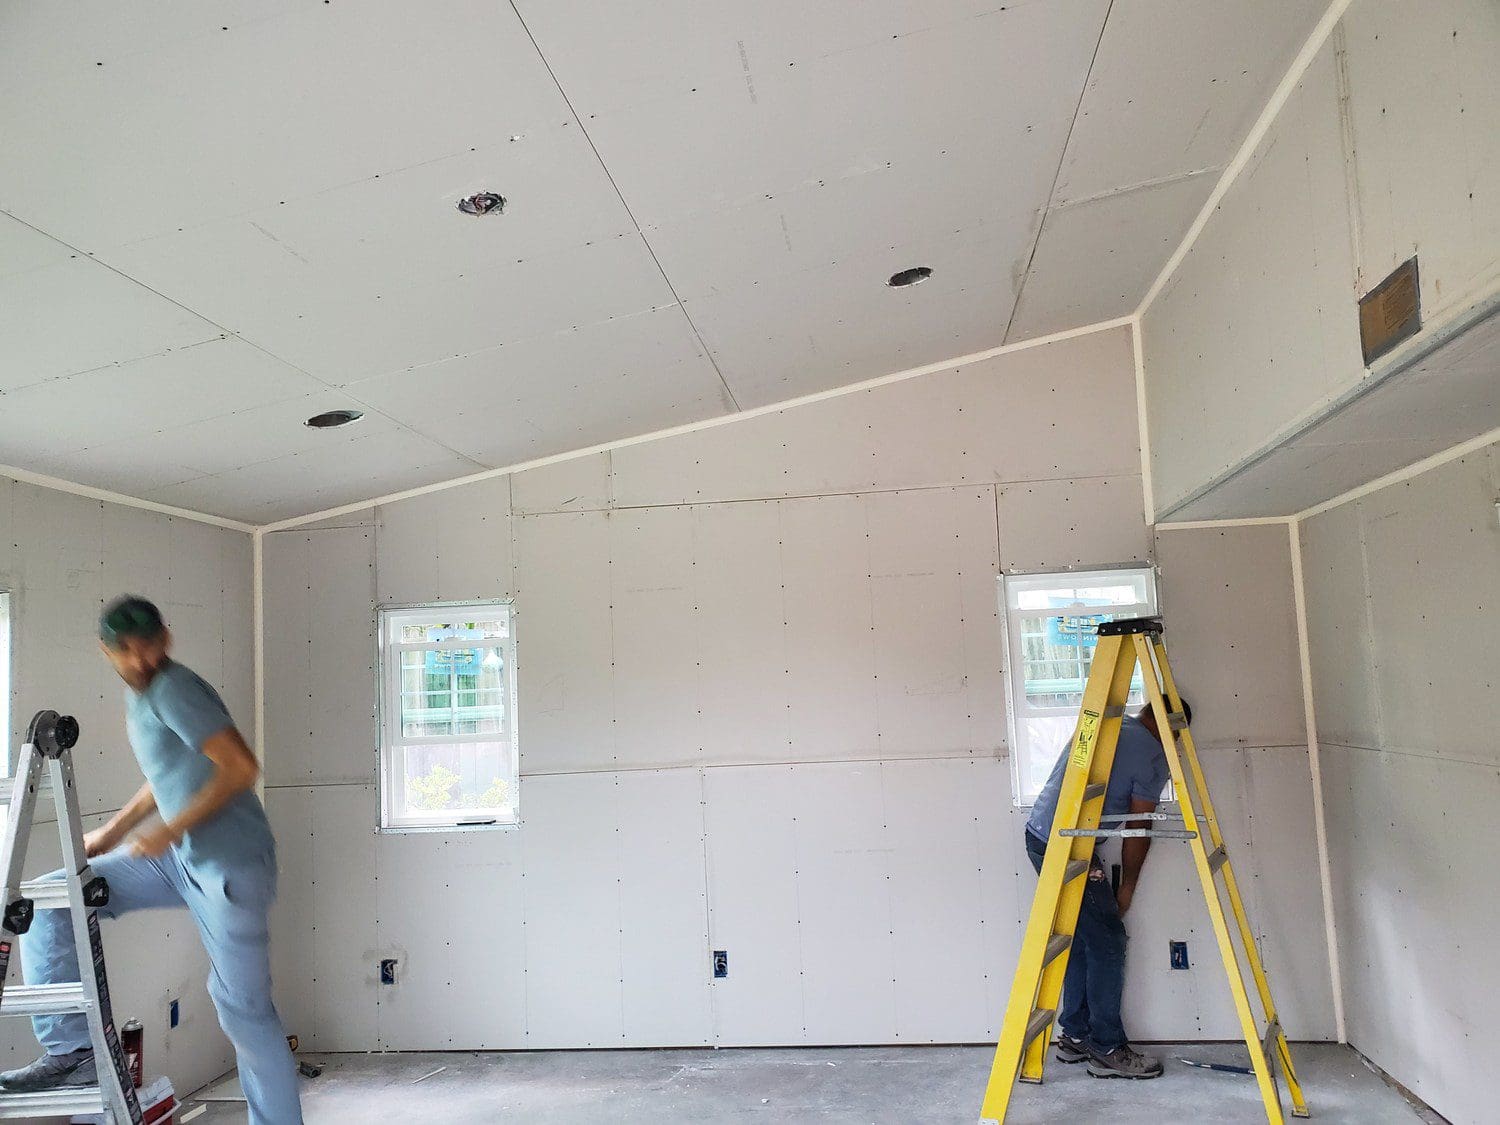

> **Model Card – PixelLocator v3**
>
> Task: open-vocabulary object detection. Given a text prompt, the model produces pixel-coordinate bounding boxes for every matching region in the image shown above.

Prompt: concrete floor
[181,1043,1430,1124]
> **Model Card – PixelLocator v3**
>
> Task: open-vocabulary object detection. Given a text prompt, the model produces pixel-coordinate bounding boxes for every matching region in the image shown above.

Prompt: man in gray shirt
[0,596,302,1125]
[1022,700,1189,1081]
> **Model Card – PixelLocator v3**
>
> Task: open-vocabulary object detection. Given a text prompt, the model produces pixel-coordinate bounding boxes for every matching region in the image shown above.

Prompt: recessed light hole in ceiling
[887,266,932,288]
[457,192,506,216]
[305,410,365,429]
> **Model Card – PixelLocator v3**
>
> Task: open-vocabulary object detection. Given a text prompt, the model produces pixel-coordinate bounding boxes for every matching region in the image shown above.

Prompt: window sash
[1000,567,1158,806]
[378,601,519,830]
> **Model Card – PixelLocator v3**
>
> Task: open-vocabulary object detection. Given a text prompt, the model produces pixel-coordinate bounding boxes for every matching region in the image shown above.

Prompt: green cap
[99,595,166,647]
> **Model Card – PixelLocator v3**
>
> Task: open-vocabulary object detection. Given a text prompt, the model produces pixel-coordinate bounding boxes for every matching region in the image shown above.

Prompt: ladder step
[1042,932,1072,968]
[18,879,69,910]
[1207,846,1229,876]
[0,982,91,1017]
[0,1084,105,1118]
[1063,858,1089,884]
[1023,1007,1055,1050]
[1082,783,1106,802]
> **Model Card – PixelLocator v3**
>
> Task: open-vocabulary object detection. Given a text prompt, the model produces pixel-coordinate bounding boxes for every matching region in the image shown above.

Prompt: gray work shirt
[1025,714,1169,841]
[124,660,276,874]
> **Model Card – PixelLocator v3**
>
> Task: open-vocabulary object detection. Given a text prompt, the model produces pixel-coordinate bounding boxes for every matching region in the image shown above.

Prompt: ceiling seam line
[1000,0,1116,345]
[505,0,742,413]
[0,207,480,470]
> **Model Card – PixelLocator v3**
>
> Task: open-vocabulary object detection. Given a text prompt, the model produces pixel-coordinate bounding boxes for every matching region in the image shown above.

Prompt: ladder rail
[50,752,143,1125]
[980,634,1138,1120]
[1148,638,1308,1117]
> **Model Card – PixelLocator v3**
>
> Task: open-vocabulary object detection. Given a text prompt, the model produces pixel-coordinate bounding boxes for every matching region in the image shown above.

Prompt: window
[1000,566,1158,806]
[377,602,518,830]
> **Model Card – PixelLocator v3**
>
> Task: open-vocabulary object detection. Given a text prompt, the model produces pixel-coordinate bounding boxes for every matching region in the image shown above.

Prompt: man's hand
[128,823,180,859]
[1115,881,1136,917]
[83,826,120,858]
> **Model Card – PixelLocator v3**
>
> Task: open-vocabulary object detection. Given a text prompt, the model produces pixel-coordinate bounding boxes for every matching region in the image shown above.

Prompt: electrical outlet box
[380,958,398,985]
[1169,941,1190,970]
[169,998,180,1028]
[712,950,728,979]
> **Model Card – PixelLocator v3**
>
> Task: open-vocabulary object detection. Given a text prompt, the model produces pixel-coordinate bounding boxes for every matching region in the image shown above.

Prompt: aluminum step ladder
[979,616,1308,1124]
[0,710,142,1123]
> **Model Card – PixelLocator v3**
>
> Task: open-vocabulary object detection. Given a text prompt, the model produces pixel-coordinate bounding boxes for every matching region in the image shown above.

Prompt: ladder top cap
[1096,615,1163,636]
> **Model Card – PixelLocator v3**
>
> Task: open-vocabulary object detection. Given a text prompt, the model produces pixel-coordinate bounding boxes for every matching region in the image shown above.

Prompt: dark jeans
[1024,830,1128,1052]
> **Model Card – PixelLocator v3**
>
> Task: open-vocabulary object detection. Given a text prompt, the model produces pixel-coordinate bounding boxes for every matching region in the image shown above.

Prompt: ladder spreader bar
[1063,859,1089,883]
[1168,711,1189,730]
[1261,1018,1281,1063]
[1103,705,1127,718]
[1060,827,1198,840]
[1082,782,1106,802]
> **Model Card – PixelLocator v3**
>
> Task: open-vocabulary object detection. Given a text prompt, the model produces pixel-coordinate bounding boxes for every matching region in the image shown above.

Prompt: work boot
[1054,1034,1090,1063]
[0,1048,96,1091]
[1086,1043,1164,1080]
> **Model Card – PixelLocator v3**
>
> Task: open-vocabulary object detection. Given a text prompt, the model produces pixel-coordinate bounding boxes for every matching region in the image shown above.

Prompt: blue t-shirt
[1025,714,1170,841]
[125,661,275,874]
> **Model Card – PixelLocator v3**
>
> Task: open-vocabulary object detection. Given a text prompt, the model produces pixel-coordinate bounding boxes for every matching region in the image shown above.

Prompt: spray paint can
[121,1019,144,1088]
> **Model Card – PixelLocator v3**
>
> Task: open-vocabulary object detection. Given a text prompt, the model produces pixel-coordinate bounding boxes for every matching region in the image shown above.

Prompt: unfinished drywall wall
[1144,0,1500,514]
[0,475,253,1100]
[1301,441,1500,1125]
[262,327,1334,1050]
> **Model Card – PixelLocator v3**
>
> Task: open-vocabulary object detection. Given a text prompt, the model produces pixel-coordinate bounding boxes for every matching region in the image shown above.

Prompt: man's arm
[1114,795,1157,916]
[130,728,260,859]
[85,782,158,857]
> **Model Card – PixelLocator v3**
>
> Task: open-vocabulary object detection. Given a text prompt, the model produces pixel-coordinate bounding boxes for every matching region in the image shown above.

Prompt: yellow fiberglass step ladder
[0,710,143,1123]
[979,616,1307,1124]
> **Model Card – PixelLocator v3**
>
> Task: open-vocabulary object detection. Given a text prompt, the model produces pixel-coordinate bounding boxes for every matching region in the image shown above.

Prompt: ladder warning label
[1071,709,1101,768]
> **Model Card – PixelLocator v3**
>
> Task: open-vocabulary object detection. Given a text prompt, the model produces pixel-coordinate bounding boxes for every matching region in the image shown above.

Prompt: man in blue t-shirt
[1022,700,1190,1081]
[0,596,302,1125]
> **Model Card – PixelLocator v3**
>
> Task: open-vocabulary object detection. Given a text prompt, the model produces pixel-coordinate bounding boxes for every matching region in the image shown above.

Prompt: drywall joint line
[1158,284,1500,521]
[1134,0,1354,319]
[1288,519,1346,1042]
[258,315,1135,531]
[504,0,740,413]
[1002,0,1116,344]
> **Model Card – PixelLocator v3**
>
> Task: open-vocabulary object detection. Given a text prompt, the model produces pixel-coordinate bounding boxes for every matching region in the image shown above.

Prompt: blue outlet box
[1169,941,1190,970]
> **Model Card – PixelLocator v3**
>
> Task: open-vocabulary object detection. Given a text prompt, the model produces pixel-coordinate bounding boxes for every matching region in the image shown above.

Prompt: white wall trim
[1134,0,1354,319]
[0,463,255,534]
[1295,423,1500,521]
[1154,516,1293,531]
[258,315,1137,531]
[252,528,266,795]
[1131,317,1155,524]
[1288,518,1347,1042]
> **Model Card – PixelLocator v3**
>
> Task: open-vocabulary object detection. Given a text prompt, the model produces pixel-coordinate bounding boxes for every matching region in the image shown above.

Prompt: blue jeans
[1024,830,1128,1053]
[20,846,302,1125]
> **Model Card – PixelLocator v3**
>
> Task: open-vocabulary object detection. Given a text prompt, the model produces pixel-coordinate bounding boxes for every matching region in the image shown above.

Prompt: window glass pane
[399,618,508,643]
[400,742,514,817]
[398,648,507,736]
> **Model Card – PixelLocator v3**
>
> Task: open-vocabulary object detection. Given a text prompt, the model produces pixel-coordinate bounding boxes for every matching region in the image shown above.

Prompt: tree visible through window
[378,602,518,829]
[1000,567,1158,805]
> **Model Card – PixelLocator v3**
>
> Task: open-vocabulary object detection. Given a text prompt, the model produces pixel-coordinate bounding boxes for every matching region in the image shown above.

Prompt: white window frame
[377,600,519,832]
[999,565,1159,807]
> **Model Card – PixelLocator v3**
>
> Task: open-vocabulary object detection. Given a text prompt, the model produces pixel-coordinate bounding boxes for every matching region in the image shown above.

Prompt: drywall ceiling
[1165,302,1500,520]
[0,0,1327,523]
